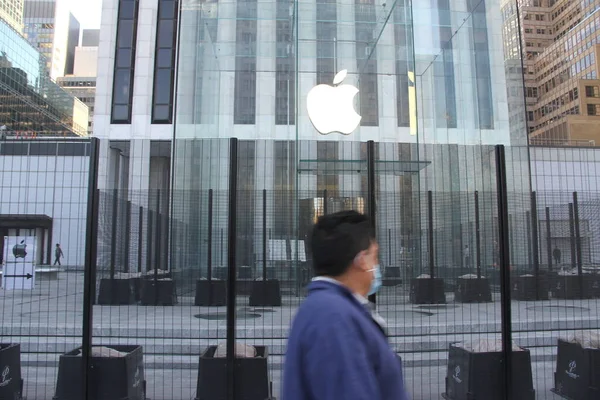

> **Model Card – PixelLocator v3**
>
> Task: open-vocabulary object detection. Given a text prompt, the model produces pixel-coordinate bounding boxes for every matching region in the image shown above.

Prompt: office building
[81,28,100,47]
[58,30,100,134]
[0,0,24,33]
[517,0,600,145]
[23,0,80,79]
[0,17,89,137]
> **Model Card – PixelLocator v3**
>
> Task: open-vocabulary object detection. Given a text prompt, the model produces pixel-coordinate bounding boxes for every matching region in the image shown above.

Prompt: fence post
[367,140,376,304]
[146,208,154,272]
[226,138,239,400]
[573,192,583,276]
[545,207,552,272]
[124,201,131,272]
[138,206,143,273]
[207,189,213,281]
[495,145,513,400]
[154,189,161,304]
[530,192,540,299]
[568,203,576,270]
[526,211,532,272]
[262,189,267,281]
[475,191,481,279]
[428,190,435,279]
[388,229,392,268]
[82,138,100,400]
[110,189,118,280]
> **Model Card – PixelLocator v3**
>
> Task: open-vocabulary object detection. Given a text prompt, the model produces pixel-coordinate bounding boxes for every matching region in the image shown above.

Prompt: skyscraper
[0,0,24,33]
[58,29,100,135]
[23,0,80,80]
[0,16,89,137]
[517,0,600,145]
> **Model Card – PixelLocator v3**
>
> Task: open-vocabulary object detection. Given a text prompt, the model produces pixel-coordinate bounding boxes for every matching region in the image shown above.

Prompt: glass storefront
[172,0,531,281]
[170,1,534,397]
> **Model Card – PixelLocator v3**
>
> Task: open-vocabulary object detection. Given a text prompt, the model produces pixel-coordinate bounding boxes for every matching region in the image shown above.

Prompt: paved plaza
[1,271,599,399]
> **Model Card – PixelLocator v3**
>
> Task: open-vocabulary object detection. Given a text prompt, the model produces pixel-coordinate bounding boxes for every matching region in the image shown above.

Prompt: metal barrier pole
[531,192,540,299]
[138,206,143,273]
[495,145,513,400]
[226,138,239,400]
[208,189,214,282]
[110,189,118,280]
[82,138,100,400]
[124,201,132,272]
[154,190,161,305]
[573,192,583,276]
[262,189,267,281]
[475,191,481,279]
[545,207,552,272]
[428,191,435,279]
[367,140,376,304]
[568,203,576,270]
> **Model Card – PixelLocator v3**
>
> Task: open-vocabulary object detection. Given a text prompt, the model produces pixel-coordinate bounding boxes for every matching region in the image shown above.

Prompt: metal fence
[2,139,600,399]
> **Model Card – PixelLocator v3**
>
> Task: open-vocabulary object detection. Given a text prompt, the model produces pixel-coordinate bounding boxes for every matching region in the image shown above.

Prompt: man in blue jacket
[282,210,409,400]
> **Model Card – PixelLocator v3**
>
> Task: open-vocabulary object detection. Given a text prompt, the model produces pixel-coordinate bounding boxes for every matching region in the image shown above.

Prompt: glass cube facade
[172,0,531,279]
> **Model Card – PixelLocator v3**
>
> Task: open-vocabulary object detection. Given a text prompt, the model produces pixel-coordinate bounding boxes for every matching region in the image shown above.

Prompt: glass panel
[117,20,135,48]
[113,69,131,105]
[119,0,136,19]
[156,48,173,68]
[112,104,129,122]
[153,68,172,105]
[116,48,133,68]
[158,19,175,48]
[159,0,176,19]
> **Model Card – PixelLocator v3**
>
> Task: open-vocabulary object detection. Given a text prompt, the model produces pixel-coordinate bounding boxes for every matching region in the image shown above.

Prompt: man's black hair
[310,210,375,277]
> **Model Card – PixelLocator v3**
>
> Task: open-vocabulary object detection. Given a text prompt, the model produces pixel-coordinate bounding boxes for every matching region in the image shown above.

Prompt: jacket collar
[308,278,388,337]
[311,276,369,305]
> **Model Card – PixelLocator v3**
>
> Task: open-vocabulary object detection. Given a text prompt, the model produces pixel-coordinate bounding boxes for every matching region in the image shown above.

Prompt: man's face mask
[368,264,382,296]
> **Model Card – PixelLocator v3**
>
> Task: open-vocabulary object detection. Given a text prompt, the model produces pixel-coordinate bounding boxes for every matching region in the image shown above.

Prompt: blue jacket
[282,280,409,400]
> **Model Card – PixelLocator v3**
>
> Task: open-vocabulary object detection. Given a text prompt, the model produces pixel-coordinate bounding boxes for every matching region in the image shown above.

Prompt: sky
[68,0,103,29]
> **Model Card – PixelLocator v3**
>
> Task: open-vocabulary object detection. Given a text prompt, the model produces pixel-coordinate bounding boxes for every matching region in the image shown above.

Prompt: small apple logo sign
[12,240,27,259]
[307,69,362,135]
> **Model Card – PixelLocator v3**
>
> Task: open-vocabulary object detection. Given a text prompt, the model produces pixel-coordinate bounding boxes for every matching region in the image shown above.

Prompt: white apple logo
[307,70,362,135]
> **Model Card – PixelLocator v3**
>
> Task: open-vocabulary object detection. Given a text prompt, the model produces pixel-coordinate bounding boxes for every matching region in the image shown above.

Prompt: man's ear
[353,251,368,271]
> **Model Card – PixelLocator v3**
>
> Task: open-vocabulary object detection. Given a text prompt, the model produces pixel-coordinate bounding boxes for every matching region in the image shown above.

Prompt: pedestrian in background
[54,243,64,266]
[282,210,409,400]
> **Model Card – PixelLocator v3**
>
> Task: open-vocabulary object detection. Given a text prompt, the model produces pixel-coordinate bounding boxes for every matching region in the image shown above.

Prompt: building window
[316,0,336,86]
[526,87,538,98]
[234,0,257,125]
[355,0,379,127]
[434,0,457,129]
[585,85,600,98]
[275,0,295,125]
[111,0,139,124]
[394,4,413,128]
[467,0,494,129]
[587,104,600,115]
[151,0,179,124]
